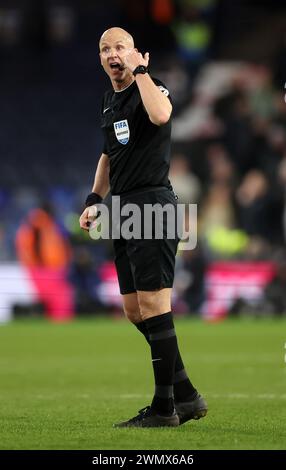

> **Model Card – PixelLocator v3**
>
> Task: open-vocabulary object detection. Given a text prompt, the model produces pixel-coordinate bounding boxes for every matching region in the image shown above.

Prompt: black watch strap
[85,192,103,207]
[133,65,149,76]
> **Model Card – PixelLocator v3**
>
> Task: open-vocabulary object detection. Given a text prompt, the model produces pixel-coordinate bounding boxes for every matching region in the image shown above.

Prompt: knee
[122,295,142,324]
[137,289,171,320]
[123,305,142,324]
[138,294,158,320]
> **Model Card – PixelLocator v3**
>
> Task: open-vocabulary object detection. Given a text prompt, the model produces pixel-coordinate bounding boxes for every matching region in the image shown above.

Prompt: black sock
[135,317,197,403]
[135,321,149,340]
[144,312,177,416]
[173,358,197,403]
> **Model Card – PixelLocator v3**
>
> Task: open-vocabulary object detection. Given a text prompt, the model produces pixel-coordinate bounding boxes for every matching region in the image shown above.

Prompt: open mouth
[110,62,120,69]
[109,62,123,70]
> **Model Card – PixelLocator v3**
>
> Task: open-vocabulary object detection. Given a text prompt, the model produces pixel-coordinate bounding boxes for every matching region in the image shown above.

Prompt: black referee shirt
[101,77,172,195]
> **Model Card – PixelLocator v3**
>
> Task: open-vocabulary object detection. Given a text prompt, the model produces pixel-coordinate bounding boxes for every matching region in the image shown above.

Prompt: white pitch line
[32,392,286,400]
[119,393,286,400]
[120,394,151,399]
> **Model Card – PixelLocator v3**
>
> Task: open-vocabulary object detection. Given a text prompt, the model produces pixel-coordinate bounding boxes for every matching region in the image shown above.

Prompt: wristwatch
[133,65,149,76]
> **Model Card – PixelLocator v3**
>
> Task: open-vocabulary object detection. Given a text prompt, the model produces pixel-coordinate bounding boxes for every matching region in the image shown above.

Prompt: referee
[79,27,207,427]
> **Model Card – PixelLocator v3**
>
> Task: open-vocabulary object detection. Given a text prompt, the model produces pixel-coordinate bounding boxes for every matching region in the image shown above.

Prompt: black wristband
[85,192,103,207]
[133,65,149,76]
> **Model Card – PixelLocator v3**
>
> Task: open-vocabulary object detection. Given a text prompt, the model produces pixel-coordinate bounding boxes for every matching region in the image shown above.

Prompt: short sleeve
[102,142,108,155]
[152,77,172,103]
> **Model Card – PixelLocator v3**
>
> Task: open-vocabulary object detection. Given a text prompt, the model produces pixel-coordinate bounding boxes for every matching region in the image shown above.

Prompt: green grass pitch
[0,316,285,450]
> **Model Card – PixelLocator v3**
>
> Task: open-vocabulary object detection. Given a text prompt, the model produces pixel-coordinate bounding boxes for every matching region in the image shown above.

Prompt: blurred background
[1,0,286,323]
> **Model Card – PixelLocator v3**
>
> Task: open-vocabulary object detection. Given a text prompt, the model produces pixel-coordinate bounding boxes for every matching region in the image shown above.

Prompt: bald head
[99,27,134,50]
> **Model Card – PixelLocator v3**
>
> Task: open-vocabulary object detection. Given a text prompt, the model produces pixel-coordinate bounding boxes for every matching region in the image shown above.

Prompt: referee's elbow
[150,111,171,126]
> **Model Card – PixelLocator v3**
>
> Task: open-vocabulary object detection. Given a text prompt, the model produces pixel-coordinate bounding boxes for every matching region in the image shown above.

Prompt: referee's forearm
[91,153,110,199]
[135,74,172,126]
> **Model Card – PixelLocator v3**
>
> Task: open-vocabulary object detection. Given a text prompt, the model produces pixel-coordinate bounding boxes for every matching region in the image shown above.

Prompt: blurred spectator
[69,246,104,315]
[175,244,206,314]
[263,256,286,316]
[199,183,236,233]
[248,66,276,120]
[273,33,286,90]
[199,182,249,259]
[0,5,22,46]
[236,170,281,243]
[119,0,176,56]
[150,0,175,25]
[169,153,201,204]
[214,86,254,174]
[172,0,215,81]
[47,4,75,44]
[206,143,236,186]
[230,253,286,318]
[243,236,271,261]
[15,203,74,321]
[16,204,71,268]
[277,156,286,242]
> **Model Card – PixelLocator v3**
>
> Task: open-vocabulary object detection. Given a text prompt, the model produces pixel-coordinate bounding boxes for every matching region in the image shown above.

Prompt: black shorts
[113,187,180,294]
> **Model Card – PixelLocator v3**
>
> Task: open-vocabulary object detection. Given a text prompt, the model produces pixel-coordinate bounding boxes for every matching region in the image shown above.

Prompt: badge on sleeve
[114,119,130,145]
[158,85,169,96]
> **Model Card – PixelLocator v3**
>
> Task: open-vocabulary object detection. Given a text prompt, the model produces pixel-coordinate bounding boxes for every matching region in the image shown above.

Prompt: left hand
[79,205,98,231]
[119,49,149,73]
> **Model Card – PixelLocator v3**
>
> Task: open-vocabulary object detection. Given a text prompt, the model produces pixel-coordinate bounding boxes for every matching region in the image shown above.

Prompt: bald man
[79,27,207,428]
